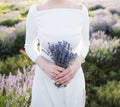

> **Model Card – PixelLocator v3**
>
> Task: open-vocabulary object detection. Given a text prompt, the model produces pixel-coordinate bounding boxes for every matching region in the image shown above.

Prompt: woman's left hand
[55,65,77,86]
[55,55,84,86]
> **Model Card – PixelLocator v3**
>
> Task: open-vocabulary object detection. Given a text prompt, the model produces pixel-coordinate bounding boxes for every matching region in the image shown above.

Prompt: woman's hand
[55,55,85,86]
[55,63,80,86]
[43,61,65,80]
[55,65,76,86]
[35,55,65,81]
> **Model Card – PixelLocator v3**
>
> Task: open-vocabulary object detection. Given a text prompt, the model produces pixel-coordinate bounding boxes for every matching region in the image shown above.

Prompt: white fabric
[24,3,90,107]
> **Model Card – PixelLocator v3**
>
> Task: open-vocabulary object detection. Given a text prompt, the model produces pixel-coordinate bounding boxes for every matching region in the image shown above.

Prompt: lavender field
[0,0,120,107]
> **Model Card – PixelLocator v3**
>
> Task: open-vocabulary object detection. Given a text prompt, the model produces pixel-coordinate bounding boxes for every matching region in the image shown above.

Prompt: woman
[24,0,90,107]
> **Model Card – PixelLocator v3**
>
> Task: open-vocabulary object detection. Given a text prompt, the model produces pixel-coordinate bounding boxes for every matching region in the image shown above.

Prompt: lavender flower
[14,21,25,36]
[90,15,108,34]
[42,40,77,88]
[92,9,110,16]
[89,31,120,60]
[0,65,35,106]
[111,22,120,37]
[107,7,120,16]
[0,26,16,40]
[90,15,117,35]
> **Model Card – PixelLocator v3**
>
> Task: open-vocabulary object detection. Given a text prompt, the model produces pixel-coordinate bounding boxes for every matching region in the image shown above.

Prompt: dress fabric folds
[24,3,90,107]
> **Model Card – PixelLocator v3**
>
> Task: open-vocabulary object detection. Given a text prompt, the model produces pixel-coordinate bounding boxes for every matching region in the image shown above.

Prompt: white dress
[24,3,90,107]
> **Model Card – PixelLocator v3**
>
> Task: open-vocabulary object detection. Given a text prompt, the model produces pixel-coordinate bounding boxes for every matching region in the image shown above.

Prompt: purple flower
[42,40,77,68]
[42,40,77,88]
[0,26,16,40]
[89,31,120,59]
[0,65,35,106]
[14,21,25,36]
[107,7,120,16]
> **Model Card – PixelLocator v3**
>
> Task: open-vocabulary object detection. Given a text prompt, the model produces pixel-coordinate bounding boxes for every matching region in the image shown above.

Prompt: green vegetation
[0,0,120,107]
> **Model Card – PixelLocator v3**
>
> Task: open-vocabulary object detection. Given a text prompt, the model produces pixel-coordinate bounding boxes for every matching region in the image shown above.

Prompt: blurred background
[0,0,120,107]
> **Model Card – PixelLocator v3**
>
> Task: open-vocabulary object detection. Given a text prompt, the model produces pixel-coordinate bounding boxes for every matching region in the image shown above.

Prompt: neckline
[33,3,85,13]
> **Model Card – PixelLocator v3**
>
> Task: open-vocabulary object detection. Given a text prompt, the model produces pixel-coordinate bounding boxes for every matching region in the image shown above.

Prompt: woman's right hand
[43,61,65,80]
[35,56,65,81]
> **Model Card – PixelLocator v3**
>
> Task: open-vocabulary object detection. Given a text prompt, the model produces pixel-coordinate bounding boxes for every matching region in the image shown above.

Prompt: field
[0,0,120,107]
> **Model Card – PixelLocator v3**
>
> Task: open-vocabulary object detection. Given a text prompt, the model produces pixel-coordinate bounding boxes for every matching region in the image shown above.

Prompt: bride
[24,0,90,107]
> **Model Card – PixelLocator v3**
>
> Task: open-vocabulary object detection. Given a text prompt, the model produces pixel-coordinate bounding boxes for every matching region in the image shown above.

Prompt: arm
[24,5,49,67]
[75,5,90,65]
[24,5,65,80]
[68,5,90,68]
[24,5,41,63]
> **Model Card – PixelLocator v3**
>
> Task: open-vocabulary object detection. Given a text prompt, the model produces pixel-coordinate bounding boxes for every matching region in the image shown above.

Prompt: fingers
[50,65,63,75]
[56,70,74,85]
[50,71,59,80]
[56,68,69,79]
[49,73,56,80]
[51,66,65,79]
[50,67,63,80]
[49,64,65,81]
[52,70,60,75]
[56,66,65,72]
[45,62,65,81]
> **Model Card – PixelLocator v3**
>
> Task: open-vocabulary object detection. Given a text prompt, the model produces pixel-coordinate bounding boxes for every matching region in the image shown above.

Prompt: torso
[30,1,87,52]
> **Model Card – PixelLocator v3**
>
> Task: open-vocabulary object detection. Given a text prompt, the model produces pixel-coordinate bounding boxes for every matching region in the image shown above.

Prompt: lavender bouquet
[42,40,77,88]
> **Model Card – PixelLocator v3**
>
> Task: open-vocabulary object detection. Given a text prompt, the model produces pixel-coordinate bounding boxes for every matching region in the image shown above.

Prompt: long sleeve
[76,5,90,62]
[24,5,40,63]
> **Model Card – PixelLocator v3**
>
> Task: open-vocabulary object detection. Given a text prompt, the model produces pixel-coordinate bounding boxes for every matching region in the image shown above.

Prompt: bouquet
[42,40,77,88]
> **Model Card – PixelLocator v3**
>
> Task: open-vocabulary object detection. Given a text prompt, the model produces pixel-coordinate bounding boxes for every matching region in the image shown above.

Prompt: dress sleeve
[76,5,90,63]
[24,5,40,63]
